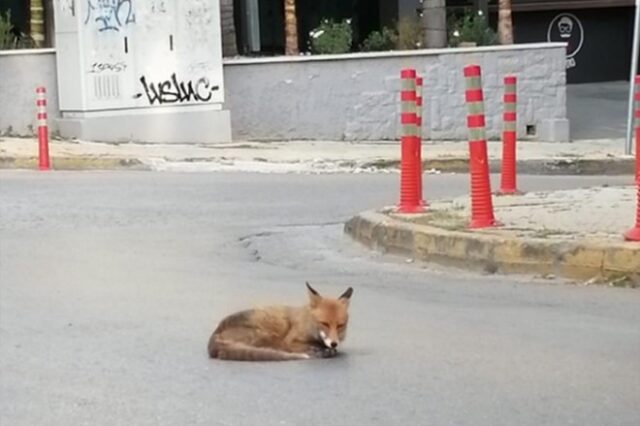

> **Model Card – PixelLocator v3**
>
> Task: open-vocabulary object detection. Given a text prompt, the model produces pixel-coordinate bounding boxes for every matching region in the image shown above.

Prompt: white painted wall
[53,0,225,112]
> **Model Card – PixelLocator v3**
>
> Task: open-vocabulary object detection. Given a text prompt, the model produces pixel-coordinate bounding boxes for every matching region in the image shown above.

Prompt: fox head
[306,282,353,349]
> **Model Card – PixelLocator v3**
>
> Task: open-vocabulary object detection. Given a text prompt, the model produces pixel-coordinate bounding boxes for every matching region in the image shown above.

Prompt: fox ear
[339,287,353,304]
[306,282,321,307]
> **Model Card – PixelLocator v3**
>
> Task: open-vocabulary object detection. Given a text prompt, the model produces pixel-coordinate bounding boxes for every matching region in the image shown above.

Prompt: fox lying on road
[208,282,353,361]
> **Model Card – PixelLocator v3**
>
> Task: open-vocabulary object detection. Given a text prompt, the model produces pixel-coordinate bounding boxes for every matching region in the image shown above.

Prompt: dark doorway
[513,7,634,83]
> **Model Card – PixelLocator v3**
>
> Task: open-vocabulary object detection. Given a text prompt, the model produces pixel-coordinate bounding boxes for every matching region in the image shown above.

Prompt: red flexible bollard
[499,75,519,194]
[397,68,423,213]
[463,65,497,228]
[415,75,427,206]
[625,77,640,241]
[624,183,640,241]
[635,75,640,184]
[36,86,50,171]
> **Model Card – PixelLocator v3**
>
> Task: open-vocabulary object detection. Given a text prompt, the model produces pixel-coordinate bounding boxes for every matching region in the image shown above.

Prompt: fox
[207,282,353,361]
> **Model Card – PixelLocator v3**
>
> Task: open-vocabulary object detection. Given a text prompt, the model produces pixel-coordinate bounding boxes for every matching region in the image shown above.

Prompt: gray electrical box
[53,0,231,143]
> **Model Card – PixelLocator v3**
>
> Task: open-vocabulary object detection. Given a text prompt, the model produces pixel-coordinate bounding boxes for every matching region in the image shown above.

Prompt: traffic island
[344,186,640,286]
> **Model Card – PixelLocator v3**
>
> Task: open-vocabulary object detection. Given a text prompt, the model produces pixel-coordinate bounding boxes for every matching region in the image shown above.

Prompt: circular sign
[547,13,584,59]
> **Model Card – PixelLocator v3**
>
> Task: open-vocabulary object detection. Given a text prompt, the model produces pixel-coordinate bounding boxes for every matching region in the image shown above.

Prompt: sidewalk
[345,185,640,285]
[0,136,635,174]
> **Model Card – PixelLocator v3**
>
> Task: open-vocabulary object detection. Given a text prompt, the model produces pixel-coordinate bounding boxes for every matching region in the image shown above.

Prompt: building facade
[499,0,635,83]
[2,0,637,83]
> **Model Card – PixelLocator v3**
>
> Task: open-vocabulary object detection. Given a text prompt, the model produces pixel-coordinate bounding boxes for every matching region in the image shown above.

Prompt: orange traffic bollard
[415,75,427,207]
[36,86,50,171]
[624,76,640,241]
[397,68,423,213]
[463,65,498,228]
[499,76,519,194]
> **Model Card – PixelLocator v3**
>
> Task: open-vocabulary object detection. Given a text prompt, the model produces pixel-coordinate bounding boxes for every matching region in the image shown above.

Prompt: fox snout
[319,330,339,349]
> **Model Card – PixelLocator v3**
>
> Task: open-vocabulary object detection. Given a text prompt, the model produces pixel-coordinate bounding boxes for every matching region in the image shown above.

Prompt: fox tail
[208,337,309,361]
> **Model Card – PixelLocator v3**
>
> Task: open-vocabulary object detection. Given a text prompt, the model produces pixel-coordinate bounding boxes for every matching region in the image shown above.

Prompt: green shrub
[361,17,425,53]
[395,17,424,50]
[448,9,497,47]
[360,27,397,52]
[1,10,34,50]
[0,10,18,49]
[309,19,353,55]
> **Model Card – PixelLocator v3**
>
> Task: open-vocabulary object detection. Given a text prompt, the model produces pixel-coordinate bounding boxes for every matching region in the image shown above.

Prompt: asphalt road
[1,171,638,426]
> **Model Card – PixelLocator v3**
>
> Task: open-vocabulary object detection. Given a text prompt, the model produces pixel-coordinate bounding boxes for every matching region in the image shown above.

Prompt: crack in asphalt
[236,220,344,243]
[236,221,345,266]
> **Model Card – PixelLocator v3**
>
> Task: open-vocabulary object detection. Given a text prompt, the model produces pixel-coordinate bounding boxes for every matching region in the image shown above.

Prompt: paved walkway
[0,136,634,174]
[419,185,637,241]
[346,184,640,283]
[567,82,630,140]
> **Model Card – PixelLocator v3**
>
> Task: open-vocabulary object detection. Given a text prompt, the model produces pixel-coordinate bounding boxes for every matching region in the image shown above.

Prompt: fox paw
[309,346,338,359]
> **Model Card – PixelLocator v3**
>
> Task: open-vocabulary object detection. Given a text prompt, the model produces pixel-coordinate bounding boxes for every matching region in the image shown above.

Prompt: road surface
[1,171,638,426]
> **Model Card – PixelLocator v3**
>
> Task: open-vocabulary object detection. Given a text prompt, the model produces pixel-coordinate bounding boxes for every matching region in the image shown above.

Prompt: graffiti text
[133,73,219,105]
[89,61,127,73]
[60,0,76,16]
[85,0,136,32]
[150,0,167,14]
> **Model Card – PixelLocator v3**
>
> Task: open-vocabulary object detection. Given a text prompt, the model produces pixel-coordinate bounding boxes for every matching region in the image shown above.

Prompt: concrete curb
[0,156,149,171]
[0,154,634,175]
[361,158,635,175]
[344,210,640,283]
[0,155,634,175]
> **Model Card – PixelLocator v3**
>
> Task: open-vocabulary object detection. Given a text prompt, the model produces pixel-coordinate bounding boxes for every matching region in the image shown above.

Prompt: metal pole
[626,0,640,155]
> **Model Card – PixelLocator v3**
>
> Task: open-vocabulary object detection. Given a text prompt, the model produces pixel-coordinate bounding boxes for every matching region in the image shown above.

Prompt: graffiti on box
[133,73,220,105]
[85,0,136,32]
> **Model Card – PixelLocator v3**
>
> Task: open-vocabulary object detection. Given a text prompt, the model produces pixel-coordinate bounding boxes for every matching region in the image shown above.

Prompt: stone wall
[0,43,569,142]
[224,43,569,142]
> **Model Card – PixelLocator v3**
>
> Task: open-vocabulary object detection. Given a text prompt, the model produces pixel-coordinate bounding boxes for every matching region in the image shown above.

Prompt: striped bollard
[463,65,497,228]
[635,75,640,184]
[499,76,519,194]
[416,76,426,206]
[624,75,640,241]
[624,184,640,241]
[36,87,50,171]
[397,68,423,213]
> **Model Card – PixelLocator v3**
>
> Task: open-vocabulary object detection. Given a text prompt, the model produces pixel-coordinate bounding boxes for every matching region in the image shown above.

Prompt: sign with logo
[547,13,584,70]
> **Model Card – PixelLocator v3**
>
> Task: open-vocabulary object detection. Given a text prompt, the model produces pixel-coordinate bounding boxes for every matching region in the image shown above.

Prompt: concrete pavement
[1,171,638,426]
[0,136,635,174]
[567,81,629,140]
[346,184,640,283]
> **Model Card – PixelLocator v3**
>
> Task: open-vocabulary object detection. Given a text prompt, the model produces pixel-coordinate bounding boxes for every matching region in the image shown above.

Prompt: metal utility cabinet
[53,0,231,143]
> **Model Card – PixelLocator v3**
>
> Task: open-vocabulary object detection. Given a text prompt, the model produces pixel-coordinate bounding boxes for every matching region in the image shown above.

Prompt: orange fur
[208,283,353,361]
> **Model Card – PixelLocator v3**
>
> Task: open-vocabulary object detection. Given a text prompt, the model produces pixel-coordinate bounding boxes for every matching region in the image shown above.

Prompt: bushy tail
[208,336,309,361]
